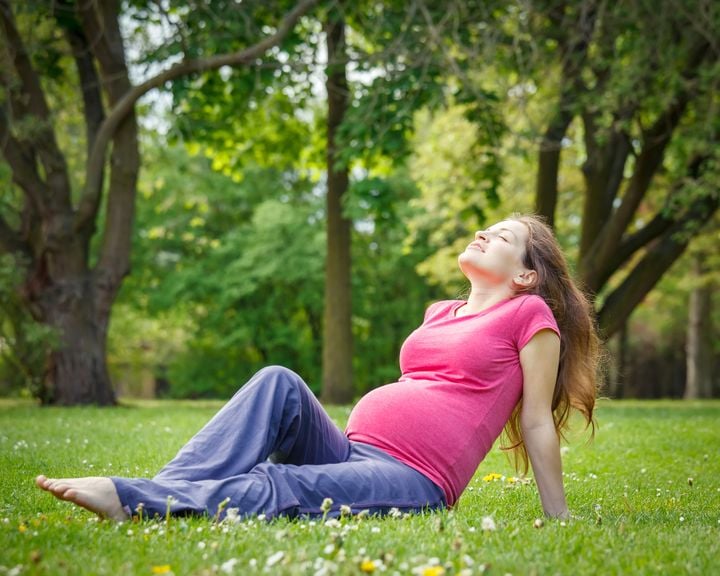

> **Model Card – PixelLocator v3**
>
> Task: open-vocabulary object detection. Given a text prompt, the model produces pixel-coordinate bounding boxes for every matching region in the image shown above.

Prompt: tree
[684,251,714,399]
[527,0,720,337]
[320,6,352,403]
[0,0,319,404]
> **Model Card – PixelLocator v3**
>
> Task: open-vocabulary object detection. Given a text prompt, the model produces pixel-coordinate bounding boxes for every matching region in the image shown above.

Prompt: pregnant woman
[36,214,601,522]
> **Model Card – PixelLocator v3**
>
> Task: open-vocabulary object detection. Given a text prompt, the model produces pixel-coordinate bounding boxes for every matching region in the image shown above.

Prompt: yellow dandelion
[151,565,172,574]
[18,524,27,533]
[482,473,502,482]
[360,559,376,573]
[422,566,446,576]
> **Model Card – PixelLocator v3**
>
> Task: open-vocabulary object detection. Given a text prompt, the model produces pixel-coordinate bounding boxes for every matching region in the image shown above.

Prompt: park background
[1,2,719,575]
[0,0,718,405]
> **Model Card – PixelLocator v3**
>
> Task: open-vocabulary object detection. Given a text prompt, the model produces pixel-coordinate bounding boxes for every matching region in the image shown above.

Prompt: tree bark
[614,322,629,399]
[321,10,354,404]
[41,273,115,405]
[684,253,714,399]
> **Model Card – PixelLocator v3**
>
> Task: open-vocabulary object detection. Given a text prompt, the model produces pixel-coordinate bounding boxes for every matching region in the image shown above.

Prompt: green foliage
[110,141,325,397]
[2,399,719,574]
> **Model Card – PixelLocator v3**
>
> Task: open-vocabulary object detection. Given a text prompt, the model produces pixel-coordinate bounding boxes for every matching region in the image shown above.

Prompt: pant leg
[153,365,350,482]
[111,441,446,519]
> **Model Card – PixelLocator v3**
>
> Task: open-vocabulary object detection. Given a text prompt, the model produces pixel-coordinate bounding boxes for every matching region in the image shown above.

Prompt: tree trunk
[321,11,353,404]
[42,278,115,405]
[23,215,117,405]
[535,113,573,227]
[684,253,714,399]
[614,321,629,399]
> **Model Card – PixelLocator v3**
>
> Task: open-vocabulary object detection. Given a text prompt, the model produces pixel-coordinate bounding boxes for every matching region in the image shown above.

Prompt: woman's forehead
[487,220,528,238]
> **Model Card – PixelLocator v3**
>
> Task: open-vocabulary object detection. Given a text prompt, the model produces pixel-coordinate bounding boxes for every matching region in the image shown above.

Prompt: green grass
[1,398,719,575]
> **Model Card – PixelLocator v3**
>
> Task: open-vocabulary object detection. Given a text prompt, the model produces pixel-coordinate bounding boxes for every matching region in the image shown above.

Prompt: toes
[36,475,54,490]
[47,481,71,497]
[63,488,78,502]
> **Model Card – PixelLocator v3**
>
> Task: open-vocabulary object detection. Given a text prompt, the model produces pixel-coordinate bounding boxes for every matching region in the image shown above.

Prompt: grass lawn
[1,397,719,575]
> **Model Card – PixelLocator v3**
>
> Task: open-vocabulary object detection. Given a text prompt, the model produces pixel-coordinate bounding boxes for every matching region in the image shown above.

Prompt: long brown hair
[502,213,602,472]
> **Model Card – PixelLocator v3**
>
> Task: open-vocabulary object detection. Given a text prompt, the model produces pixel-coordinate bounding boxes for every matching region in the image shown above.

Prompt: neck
[463,283,515,314]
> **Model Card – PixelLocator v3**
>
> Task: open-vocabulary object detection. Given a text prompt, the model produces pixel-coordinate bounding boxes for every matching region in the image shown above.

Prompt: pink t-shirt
[344,294,560,507]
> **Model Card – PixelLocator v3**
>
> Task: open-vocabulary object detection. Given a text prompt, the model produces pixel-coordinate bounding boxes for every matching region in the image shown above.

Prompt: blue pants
[110,366,446,520]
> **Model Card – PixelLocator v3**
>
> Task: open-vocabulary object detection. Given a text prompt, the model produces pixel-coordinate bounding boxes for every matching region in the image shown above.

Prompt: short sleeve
[514,295,560,350]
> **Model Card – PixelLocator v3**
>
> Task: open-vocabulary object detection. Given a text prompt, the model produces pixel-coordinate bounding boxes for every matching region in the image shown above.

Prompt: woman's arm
[519,329,568,519]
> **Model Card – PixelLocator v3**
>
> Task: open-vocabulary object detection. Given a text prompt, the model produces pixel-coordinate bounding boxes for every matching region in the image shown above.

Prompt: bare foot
[35,475,129,521]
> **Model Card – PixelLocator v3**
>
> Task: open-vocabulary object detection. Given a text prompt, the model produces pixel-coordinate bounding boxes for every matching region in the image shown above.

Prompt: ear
[513,268,537,288]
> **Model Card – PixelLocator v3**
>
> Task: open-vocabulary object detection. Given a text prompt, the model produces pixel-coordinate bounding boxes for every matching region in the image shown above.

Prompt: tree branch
[0,0,72,210]
[591,153,710,290]
[597,163,719,337]
[74,0,320,232]
[74,0,136,256]
[54,0,105,154]
[579,115,633,257]
[0,106,49,215]
[535,0,598,226]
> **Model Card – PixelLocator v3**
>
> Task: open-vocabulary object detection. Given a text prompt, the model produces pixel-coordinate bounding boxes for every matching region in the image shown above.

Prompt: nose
[474,230,487,242]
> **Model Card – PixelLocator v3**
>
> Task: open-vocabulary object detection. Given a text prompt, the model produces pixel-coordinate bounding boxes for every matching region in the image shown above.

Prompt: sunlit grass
[1,398,719,575]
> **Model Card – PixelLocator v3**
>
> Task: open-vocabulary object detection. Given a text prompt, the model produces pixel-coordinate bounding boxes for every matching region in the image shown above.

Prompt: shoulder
[423,299,458,321]
[511,294,560,347]
[510,293,556,319]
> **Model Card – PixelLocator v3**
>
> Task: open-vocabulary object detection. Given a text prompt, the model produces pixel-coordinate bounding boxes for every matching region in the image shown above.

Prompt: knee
[250,365,307,397]
[255,365,300,383]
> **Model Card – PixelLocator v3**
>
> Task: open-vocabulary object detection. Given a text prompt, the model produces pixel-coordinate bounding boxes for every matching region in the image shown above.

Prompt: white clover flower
[321,498,334,513]
[224,508,240,524]
[220,558,239,574]
[389,507,402,518]
[325,518,341,528]
[481,516,496,531]
[340,504,352,516]
[266,551,285,567]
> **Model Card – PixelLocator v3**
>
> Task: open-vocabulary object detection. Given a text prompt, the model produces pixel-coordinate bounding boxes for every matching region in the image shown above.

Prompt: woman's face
[457,219,531,286]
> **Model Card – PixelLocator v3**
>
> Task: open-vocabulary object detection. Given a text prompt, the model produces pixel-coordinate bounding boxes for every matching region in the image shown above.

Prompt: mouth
[467,242,485,252]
